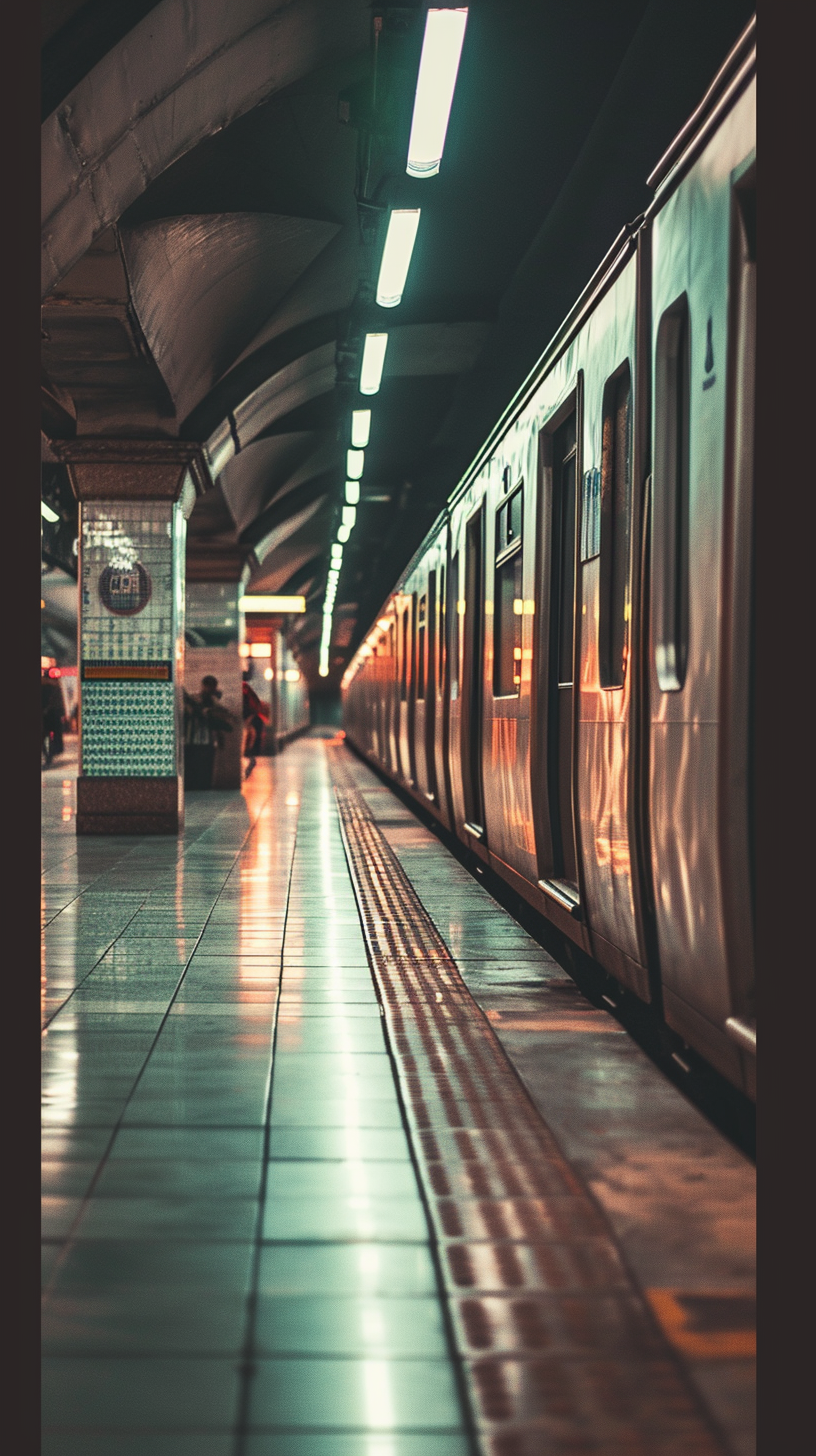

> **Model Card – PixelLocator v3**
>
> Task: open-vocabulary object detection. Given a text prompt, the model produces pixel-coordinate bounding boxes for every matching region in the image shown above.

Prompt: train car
[343,21,755,1098]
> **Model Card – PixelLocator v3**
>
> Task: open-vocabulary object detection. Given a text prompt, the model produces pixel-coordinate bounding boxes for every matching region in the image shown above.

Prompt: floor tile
[41,1436,234,1456]
[254,1294,450,1357]
[109,1128,265,1161]
[262,1194,427,1242]
[268,1127,411,1161]
[266,1161,419,1200]
[41,1356,241,1428]
[242,1435,471,1456]
[247,1356,464,1430]
[268,1100,404,1130]
[42,1285,249,1355]
[47,1239,255,1293]
[258,1244,440,1297]
[72,1195,259,1240]
[93,1159,262,1199]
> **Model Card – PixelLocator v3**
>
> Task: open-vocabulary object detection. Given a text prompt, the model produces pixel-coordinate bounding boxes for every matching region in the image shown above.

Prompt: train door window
[417,594,427,700]
[438,563,445,691]
[449,553,460,698]
[400,607,409,700]
[494,484,524,696]
[554,414,578,687]
[599,363,632,688]
[653,295,690,691]
[462,507,486,831]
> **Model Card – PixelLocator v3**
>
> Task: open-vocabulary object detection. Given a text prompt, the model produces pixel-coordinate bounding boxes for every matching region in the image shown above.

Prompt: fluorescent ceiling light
[360,334,388,395]
[337,524,351,544]
[342,505,357,530]
[41,500,60,523]
[345,480,360,505]
[240,595,305,613]
[407,8,468,178]
[346,448,365,480]
[351,410,371,448]
[331,543,343,561]
[376,209,421,307]
[249,642,272,658]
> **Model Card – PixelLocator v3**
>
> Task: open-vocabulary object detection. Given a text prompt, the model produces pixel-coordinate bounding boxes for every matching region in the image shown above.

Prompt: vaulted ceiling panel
[120,213,340,423]
[217,432,319,536]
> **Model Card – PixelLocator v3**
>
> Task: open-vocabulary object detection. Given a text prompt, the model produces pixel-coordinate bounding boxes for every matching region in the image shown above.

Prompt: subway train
[343,23,756,1099]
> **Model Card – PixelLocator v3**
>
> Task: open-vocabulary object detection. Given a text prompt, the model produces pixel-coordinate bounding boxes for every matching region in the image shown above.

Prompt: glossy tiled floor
[42,738,755,1456]
[42,745,471,1454]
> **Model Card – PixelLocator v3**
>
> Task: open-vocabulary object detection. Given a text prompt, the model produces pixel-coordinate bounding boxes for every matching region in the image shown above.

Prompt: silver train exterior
[342,23,756,1099]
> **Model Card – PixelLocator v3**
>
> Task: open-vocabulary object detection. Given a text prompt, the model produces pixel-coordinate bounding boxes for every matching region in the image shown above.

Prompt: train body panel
[647,75,755,1082]
[343,27,756,1096]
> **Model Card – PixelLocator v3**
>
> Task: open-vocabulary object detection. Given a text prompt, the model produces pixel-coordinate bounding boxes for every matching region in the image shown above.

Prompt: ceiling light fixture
[376,209,421,307]
[345,480,360,505]
[41,500,60,523]
[406,8,468,179]
[342,505,357,530]
[337,524,351,544]
[360,333,388,395]
[239,595,306,613]
[346,448,365,479]
[351,410,371,448]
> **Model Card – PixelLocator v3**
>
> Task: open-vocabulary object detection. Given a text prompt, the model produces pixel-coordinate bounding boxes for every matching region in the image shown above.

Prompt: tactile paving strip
[330,749,729,1456]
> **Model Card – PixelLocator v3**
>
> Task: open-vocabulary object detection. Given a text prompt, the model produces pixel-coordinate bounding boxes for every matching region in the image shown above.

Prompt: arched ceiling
[41,0,755,689]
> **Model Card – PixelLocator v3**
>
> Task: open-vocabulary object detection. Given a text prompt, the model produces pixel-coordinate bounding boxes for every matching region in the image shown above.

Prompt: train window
[400,607,409,700]
[494,484,523,697]
[417,594,427,700]
[653,295,690,692]
[553,415,578,686]
[449,553,460,698]
[599,363,632,688]
[438,564,446,690]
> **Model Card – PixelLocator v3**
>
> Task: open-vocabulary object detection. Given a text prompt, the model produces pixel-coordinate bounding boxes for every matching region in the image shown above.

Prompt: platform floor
[42,736,755,1455]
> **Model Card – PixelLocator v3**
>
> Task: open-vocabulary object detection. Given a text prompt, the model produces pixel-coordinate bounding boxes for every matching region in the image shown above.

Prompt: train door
[646,72,755,1091]
[407,593,419,786]
[719,158,756,1069]
[424,570,439,803]
[461,507,486,837]
[549,409,580,889]
[396,603,410,781]
[386,619,398,775]
[531,396,581,903]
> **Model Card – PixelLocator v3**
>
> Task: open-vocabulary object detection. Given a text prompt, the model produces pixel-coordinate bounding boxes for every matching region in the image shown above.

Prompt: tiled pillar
[184,552,250,789]
[59,441,207,834]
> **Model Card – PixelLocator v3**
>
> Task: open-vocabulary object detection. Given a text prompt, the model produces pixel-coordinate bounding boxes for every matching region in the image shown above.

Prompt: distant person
[183,675,233,788]
[41,676,64,761]
[242,679,270,769]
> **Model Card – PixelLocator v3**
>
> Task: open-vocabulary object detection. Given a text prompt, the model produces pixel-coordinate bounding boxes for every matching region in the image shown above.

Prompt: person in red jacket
[242,678,270,769]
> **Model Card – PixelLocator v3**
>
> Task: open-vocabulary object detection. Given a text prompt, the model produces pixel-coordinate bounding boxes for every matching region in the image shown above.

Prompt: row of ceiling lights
[319,6,469,678]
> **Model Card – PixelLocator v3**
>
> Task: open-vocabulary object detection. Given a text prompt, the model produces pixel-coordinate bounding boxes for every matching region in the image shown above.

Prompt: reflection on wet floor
[41,744,470,1452]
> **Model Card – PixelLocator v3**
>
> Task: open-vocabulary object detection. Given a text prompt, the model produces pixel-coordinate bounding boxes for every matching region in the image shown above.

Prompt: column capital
[52,438,212,504]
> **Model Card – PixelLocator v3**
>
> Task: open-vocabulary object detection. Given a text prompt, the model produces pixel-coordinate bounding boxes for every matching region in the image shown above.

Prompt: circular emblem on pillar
[99,563,152,615]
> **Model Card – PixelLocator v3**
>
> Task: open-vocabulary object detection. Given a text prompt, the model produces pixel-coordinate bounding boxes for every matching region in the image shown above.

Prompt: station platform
[42,735,755,1456]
